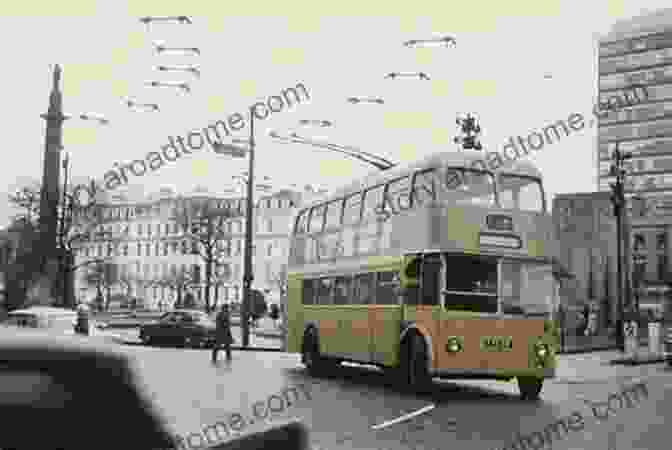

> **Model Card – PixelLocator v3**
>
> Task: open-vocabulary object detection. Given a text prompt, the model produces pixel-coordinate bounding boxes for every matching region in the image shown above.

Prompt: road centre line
[370,404,437,430]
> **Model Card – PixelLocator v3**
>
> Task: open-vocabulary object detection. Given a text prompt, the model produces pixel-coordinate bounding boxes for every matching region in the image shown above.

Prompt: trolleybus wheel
[518,376,543,400]
[302,331,326,375]
[400,334,431,392]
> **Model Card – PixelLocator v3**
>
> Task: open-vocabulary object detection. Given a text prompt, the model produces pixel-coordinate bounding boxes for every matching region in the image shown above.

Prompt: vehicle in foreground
[139,309,218,347]
[285,151,559,400]
[0,326,308,449]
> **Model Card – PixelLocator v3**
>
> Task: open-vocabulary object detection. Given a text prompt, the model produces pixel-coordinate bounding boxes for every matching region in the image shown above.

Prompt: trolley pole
[241,107,255,348]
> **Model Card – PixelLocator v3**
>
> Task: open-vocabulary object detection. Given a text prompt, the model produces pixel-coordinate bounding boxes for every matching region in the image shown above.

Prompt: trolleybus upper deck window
[438,168,496,207]
[309,205,326,233]
[498,175,544,213]
[343,193,364,226]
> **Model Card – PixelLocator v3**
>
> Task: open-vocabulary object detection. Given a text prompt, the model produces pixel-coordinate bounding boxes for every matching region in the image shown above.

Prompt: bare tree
[84,261,119,311]
[7,183,41,224]
[156,266,196,309]
[4,180,118,309]
[172,198,240,313]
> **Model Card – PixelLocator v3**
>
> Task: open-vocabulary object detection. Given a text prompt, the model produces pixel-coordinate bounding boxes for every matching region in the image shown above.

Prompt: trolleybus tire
[517,376,543,400]
[302,331,328,375]
[399,334,431,392]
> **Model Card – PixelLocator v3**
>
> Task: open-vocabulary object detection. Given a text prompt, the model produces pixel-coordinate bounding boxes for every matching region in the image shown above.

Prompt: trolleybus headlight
[534,341,549,366]
[446,337,462,353]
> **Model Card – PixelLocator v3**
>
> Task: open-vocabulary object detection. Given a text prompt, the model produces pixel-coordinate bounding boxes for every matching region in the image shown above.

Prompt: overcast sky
[1,0,669,225]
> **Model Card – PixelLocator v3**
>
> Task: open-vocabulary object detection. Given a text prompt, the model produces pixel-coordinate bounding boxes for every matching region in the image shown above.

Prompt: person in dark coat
[212,304,233,363]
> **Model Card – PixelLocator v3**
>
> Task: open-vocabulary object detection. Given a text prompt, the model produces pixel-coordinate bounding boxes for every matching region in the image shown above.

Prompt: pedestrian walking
[212,304,233,363]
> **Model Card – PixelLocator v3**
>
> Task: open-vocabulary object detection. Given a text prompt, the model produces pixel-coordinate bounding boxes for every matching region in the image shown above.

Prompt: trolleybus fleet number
[480,336,513,352]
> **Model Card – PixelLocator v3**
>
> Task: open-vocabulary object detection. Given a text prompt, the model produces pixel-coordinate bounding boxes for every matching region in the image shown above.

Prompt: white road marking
[371,404,437,430]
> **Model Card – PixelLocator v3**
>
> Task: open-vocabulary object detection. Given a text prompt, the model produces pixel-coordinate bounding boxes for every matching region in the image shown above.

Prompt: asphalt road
[110,343,672,450]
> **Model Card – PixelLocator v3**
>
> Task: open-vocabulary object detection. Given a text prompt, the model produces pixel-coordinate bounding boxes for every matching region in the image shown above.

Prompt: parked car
[3,306,78,335]
[138,309,217,348]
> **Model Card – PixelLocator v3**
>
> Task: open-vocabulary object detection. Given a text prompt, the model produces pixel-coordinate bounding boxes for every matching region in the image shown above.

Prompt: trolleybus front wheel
[517,376,543,400]
[398,334,431,392]
[302,331,334,375]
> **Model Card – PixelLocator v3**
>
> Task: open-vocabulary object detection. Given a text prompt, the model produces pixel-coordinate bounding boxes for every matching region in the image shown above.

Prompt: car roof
[171,309,205,315]
[8,306,77,317]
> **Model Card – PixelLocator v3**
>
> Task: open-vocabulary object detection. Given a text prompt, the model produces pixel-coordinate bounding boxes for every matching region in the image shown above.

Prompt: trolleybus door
[400,253,442,365]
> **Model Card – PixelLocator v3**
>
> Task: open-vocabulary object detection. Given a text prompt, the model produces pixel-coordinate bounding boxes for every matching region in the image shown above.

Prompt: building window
[163,243,169,256]
[192,264,201,283]
[157,224,161,236]
[122,244,128,256]
[658,255,668,281]
[173,223,179,234]
[155,242,160,256]
[633,234,646,251]
[146,243,151,257]
[147,224,152,237]
[137,224,142,236]
[171,242,179,255]
[165,223,170,235]
[236,240,242,256]
[657,232,667,251]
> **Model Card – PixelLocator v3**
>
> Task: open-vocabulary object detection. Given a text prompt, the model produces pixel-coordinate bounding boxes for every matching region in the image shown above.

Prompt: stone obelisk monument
[35,65,68,304]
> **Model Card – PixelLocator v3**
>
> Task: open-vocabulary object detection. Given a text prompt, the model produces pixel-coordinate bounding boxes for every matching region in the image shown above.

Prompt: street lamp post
[242,107,256,348]
[609,143,633,352]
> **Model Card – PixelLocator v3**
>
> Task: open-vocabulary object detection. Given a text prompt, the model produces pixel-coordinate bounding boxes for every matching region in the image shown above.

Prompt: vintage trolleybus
[284,152,559,399]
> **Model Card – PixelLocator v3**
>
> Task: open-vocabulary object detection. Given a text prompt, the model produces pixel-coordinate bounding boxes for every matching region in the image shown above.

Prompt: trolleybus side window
[302,279,316,305]
[420,254,442,306]
[412,169,438,207]
[376,271,400,304]
[443,255,498,313]
[316,278,334,305]
[325,200,344,231]
[333,276,352,305]
[353,273,375,304]
[309,205,326,233]
[343,193,364,226]
[363,185,386,220]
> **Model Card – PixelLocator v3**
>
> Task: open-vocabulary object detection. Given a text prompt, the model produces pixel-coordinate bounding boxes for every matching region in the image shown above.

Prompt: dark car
[139,309,217,348]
